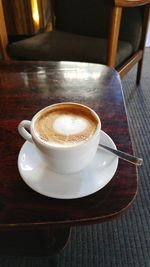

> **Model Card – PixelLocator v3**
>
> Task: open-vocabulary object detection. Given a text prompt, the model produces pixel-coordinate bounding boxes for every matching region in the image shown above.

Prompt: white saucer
[18,131,118,199]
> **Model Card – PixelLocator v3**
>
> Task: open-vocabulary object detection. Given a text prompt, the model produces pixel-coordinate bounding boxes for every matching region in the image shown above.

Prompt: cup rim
[31,102,101,150]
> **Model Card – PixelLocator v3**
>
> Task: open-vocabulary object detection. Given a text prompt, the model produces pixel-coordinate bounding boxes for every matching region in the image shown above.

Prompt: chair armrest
[115,0,150,7]
[0,0,9,60]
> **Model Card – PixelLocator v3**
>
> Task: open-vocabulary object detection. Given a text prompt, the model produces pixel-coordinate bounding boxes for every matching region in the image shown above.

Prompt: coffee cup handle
[18,120,33,143]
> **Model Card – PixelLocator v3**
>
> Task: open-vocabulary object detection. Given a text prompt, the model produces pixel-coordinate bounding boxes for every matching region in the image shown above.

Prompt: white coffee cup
[18,102,101,174]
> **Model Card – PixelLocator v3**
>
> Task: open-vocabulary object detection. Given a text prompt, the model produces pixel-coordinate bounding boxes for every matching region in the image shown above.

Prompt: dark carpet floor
[0,49,149,267]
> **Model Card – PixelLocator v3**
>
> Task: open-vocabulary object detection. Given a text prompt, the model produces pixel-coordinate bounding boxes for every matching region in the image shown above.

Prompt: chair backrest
[53,0,112,38]
[52,0,143,52]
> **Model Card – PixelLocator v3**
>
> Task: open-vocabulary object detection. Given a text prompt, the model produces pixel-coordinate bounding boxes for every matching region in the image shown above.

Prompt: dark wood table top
[0,61,138,230]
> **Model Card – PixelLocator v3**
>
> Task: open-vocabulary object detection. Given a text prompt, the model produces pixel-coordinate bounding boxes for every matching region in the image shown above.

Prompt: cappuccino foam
[34,104,98,147]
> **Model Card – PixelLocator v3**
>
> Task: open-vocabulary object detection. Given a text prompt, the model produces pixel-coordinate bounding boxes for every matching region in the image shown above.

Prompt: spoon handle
[99,144,143,166]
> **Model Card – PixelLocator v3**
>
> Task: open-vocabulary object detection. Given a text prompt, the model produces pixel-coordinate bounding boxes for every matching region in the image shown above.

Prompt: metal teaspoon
[99,144,143,166]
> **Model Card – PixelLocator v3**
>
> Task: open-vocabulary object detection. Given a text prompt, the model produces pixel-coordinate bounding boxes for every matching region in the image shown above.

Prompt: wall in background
[146,21,150,47]
[2,0,51,35]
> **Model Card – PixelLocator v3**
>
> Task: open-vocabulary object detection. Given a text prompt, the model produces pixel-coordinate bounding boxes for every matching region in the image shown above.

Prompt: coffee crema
[34,104,98,147]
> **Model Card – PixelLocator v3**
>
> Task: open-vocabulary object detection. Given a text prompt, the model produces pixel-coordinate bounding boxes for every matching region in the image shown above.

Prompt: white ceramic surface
[18,131,118,199]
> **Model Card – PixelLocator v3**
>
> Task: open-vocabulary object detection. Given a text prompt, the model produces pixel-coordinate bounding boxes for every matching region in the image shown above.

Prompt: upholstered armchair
[1,0,150,83]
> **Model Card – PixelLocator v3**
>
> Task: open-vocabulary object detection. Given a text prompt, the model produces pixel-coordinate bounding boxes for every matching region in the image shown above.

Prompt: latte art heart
[53,115,88,135]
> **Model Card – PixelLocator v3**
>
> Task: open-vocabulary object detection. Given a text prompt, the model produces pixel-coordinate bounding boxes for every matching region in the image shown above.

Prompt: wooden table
[0,61,138,256]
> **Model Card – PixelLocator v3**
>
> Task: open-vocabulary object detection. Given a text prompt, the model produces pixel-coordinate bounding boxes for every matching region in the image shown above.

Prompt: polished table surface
[0,61,138,232]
